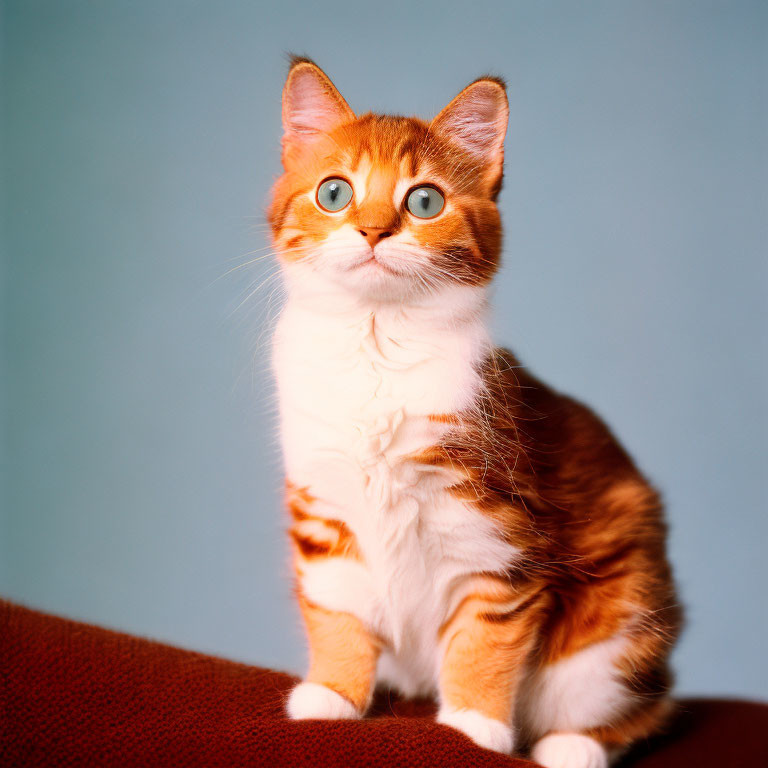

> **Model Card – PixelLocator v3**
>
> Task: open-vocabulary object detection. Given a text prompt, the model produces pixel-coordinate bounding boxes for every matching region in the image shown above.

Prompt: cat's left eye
[316,177,354,212]
[405,185,445,219]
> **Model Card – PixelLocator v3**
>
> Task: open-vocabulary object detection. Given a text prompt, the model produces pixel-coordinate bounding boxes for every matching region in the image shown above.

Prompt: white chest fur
[272,285,519,694]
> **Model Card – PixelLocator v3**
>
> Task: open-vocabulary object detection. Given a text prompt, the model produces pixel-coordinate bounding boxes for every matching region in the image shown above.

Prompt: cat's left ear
[431,77,508,196]
[281,57,354,165]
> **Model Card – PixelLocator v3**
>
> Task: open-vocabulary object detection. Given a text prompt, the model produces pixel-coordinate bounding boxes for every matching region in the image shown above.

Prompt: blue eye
[406,186,445,219]
[317,177,353,212]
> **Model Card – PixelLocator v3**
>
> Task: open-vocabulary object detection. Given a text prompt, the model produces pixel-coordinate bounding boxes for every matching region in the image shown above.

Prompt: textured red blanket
[1,599,766,767]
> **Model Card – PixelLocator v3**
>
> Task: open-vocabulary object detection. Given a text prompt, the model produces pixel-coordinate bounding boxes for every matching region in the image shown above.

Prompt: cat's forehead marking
[346,119,426,170]
[347,165,368,203]
[341,133,441,209]
[393,177,418,206]
[344,152,395,209]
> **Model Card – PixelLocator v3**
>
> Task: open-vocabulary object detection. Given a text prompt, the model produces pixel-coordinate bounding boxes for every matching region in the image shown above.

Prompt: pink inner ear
[284,69,351,137]
[434,83,507,161]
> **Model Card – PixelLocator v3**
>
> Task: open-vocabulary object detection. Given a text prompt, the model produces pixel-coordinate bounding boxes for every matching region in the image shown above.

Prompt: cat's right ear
[281,57,354,164]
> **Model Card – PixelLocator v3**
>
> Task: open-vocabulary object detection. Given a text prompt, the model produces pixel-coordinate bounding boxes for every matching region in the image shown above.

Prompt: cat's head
[269,57,508,305]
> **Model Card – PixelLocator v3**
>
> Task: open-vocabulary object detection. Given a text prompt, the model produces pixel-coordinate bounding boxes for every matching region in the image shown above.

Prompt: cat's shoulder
[482,346,638,471]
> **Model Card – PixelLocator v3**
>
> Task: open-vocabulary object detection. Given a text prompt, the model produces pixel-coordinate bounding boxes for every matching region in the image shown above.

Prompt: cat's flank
[268,58,680,768]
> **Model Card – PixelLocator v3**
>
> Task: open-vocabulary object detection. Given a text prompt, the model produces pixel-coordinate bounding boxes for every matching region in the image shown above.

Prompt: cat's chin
[281,258,459,309]
[329,265,425,305]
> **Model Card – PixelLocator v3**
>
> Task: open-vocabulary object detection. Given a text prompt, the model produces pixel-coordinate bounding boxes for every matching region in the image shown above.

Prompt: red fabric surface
[1,599,766,767]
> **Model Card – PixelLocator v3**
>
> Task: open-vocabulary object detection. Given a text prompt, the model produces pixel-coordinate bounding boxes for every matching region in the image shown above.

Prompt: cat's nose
[358,227,392,247]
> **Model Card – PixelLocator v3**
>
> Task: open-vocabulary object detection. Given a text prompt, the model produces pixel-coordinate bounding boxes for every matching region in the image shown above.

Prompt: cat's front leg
[437,578,547,754]
[285,481,379,719]
[287,597,379,720]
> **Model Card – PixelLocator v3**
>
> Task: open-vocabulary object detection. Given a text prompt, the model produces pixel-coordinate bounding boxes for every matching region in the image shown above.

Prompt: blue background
[1,1,766,699]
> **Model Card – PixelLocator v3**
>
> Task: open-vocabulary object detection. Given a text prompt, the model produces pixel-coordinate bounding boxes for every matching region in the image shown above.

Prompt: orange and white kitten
[268,58,681,767]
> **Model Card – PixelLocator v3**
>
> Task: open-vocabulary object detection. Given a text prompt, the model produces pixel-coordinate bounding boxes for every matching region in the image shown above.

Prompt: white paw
[437,707,515,754]
[286,681,360,720]
[531,733,608,768]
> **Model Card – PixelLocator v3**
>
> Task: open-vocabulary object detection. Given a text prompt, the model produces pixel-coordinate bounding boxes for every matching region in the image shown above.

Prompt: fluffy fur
[268,58,681,767]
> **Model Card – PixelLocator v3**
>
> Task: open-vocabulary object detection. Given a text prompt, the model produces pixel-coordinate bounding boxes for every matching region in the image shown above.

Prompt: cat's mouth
[346,254,403,277]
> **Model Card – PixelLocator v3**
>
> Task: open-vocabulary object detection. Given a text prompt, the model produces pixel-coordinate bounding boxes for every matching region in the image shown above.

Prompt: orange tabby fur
[270,58,681,763]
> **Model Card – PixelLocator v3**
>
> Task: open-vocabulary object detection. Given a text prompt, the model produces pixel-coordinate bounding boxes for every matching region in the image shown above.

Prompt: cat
[268,57,681,768]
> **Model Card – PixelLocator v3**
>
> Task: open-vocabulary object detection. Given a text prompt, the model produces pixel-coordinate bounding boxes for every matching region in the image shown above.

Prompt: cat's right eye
[316,177,354,212]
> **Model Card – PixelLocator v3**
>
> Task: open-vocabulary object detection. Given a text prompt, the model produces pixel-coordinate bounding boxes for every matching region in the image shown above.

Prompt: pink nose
[358,227,392,247]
